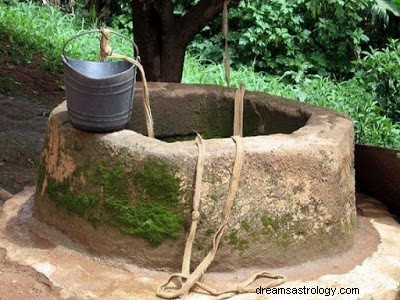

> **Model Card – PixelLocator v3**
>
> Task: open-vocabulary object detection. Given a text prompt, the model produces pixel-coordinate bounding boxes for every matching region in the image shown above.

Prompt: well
[34,82,356,271]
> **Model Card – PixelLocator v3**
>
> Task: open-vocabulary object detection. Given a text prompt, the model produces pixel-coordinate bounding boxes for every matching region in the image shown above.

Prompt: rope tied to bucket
[99,27,154,139]
[157,86,286,299]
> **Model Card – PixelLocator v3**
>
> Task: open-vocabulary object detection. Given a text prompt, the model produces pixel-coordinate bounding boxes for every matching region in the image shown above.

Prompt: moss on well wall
[43,158,186,246]
[46,177,98,216]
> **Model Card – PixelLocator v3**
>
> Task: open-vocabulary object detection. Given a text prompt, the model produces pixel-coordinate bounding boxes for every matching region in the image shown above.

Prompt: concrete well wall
[35,82,356,271]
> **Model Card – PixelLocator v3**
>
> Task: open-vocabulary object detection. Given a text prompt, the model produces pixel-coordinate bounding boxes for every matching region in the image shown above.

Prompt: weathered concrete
[35,82,356,271]
[3,189,399,299]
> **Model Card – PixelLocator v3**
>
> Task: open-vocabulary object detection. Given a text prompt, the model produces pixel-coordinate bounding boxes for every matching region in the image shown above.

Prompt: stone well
[35,82,356,271]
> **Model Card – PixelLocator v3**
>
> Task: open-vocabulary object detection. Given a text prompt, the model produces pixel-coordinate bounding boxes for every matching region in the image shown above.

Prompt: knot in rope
[99,27,113,61]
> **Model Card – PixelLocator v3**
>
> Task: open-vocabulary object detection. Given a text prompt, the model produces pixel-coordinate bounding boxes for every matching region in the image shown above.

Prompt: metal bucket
[61,30,139,132]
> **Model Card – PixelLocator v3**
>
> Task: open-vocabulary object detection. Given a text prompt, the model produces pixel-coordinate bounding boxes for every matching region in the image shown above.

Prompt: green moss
[210,193,219,202]
[240,220,251,232]
[276,231,293,248]
[228,230,249,250]
[45,157,186,246]
[132,160,181,204]
[205,228,216,236]
[344,219,355,235]
[95,165,128,201]
[94,162,185,246]
[46,178,98,216]
[260,212,310,247]
[36,160,46,189]
[261,215,280,233]
[116,203,185,245]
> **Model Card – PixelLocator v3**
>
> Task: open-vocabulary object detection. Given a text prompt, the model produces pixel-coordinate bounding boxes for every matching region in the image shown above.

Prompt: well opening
[35,83,356,272]
[155,96,309,142]
[127,84,309,141]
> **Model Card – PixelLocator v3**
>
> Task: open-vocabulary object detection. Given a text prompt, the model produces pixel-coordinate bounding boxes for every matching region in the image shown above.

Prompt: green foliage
[374,0,400,19]
[189,0,391,79]
[110,1,132,31]
[353,39,400,122]
[296,77,400,149]
[0,1,398,150]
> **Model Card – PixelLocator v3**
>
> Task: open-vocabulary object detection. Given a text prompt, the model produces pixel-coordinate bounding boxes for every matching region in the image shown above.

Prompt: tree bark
[131,0,239,82]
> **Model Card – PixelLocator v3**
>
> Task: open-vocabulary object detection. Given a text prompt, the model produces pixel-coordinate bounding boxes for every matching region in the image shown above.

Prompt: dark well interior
[128,87,309,141]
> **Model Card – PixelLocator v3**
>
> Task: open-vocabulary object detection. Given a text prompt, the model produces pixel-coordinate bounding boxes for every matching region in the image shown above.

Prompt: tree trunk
[131,0,239,82]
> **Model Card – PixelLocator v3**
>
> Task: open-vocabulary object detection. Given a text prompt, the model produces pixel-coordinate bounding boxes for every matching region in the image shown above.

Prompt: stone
[34,82,356,271]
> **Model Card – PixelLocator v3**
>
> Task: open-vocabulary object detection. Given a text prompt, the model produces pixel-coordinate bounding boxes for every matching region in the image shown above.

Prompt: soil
[0,248,57,299]
[0,39,64,194]
[0,38,63,297]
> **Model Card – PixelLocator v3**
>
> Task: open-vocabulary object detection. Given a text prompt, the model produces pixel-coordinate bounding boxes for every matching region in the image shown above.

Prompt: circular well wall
[35,82,356,271]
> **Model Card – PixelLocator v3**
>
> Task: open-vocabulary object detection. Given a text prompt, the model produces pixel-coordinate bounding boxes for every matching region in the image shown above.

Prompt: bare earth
[0,38,62,297]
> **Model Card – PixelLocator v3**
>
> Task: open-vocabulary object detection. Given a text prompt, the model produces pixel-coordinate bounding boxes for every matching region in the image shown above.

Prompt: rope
[157,85,286,299]
[181,133,205,278]
[157,135,245,299]
[222,0,231,87]
[233,84,245,136]
[99,28,155,138]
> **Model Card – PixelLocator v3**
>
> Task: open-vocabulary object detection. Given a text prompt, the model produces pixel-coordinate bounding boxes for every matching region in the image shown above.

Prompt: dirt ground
[0,38,63,297]
[0,39,64,194]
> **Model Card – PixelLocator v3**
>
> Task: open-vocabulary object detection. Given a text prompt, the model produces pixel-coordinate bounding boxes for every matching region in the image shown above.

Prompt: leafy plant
[188,0,378,80]
[353,39,400,122]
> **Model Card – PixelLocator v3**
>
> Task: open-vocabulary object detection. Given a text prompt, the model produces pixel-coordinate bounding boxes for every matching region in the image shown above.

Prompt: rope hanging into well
[157,86,286,299]
[99,28,154,139]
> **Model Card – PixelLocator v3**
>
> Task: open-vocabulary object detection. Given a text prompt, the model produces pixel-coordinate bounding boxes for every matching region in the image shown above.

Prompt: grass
[0,0,133,72]
[0,0,399,149]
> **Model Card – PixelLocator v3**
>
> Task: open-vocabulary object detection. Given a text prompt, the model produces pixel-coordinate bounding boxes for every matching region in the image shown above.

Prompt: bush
[296,77,400,148]
[353,39,400,122]
[188,0,376,80]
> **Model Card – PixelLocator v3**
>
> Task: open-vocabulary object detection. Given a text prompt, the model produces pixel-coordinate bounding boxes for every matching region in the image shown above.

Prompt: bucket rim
[62,55,136,81]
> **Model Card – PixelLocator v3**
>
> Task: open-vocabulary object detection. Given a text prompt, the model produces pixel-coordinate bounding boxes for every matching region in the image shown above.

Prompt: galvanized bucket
[61,30,139,132]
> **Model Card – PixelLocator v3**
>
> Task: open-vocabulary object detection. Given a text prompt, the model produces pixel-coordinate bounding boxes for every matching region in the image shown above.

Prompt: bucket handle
[61,29,140,61]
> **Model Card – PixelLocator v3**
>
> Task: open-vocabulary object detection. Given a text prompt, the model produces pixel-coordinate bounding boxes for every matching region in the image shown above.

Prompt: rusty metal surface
[355,144,400,216]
